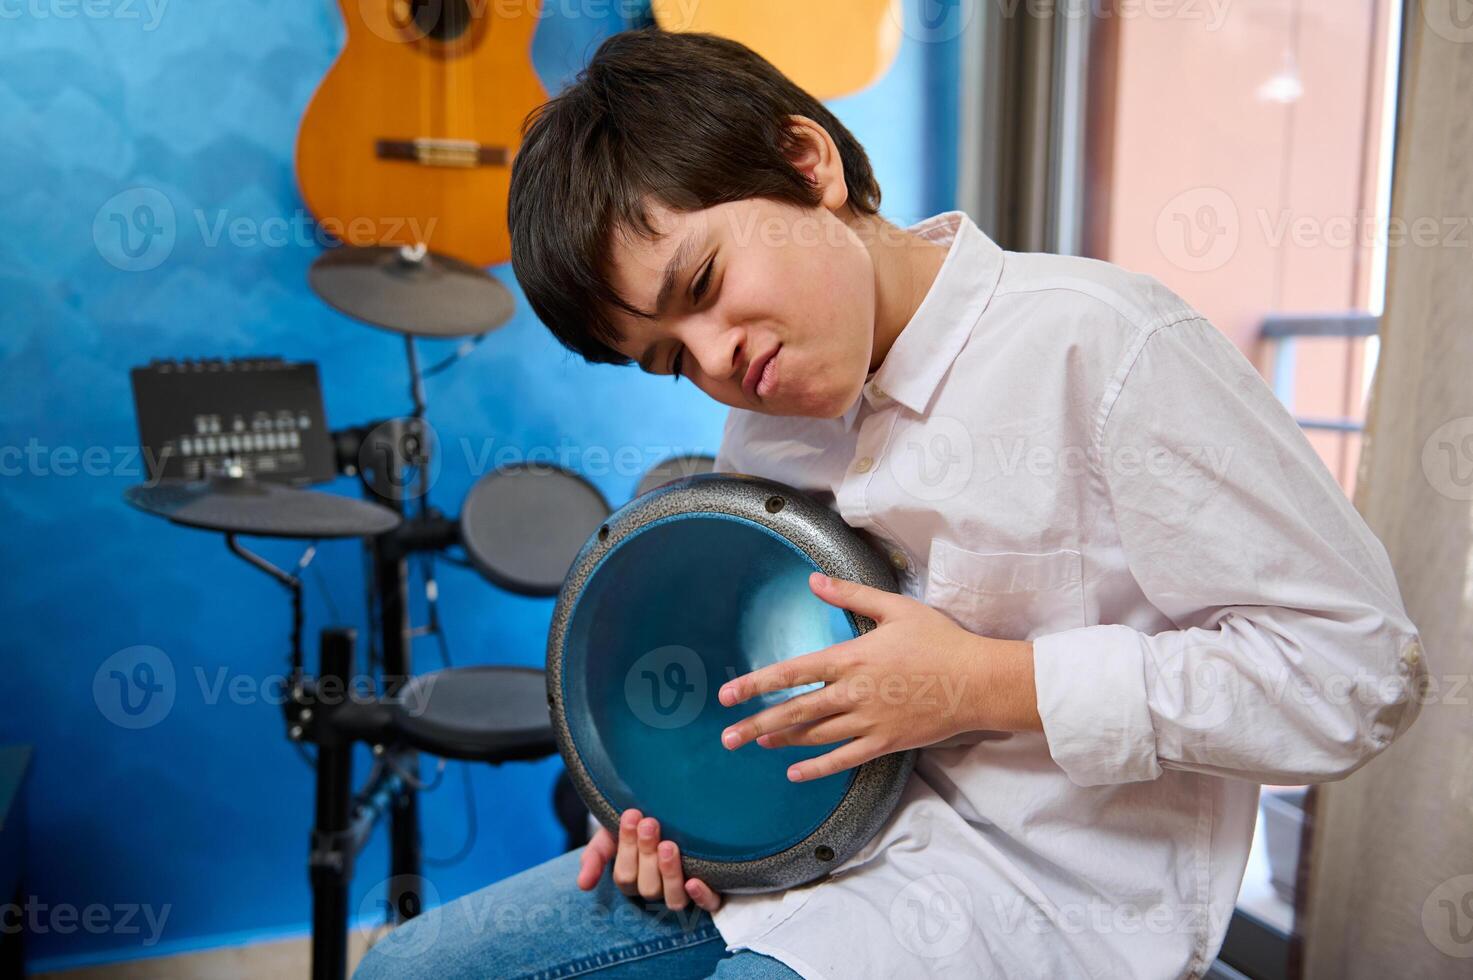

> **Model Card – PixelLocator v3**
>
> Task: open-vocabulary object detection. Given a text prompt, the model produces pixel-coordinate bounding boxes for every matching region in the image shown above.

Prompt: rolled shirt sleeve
[1033,317,1426,787]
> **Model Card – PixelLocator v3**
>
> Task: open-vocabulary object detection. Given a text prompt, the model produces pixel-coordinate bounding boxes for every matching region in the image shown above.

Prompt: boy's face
[603,195,877,419]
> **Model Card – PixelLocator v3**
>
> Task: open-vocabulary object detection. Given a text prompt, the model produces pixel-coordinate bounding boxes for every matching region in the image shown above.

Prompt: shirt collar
[838,211,1004,432]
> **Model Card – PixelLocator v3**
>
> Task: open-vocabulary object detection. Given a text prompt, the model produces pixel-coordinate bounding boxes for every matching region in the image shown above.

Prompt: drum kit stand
[119,245,711,979]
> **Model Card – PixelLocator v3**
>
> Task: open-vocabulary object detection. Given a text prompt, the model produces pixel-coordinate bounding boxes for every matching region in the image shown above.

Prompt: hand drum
[546,472,917,893]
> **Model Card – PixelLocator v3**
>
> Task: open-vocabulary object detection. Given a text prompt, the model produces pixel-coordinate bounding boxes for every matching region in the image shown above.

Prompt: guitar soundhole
[411,0,472,43]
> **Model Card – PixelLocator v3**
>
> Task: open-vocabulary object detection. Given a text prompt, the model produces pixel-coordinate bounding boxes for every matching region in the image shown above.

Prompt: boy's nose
[693,330,744,385]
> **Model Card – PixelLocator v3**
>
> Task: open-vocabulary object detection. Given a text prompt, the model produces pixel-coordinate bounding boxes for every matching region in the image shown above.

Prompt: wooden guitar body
[296,0,547,267]
[650,0,903,101]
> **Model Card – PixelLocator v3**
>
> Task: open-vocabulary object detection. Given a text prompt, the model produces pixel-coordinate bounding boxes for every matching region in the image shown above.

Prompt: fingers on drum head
[547,473,917,894]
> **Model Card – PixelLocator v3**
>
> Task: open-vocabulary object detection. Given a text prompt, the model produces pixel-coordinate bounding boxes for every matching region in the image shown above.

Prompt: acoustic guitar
[296,2,902,268]
[649,0,903,102]
[295,0,547,267]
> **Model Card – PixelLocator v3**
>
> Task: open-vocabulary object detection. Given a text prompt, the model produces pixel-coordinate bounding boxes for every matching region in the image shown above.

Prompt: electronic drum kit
[121,243,914,979]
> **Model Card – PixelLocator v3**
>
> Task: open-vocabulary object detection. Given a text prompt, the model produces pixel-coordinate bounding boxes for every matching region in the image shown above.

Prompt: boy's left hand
[716,573,1040,781]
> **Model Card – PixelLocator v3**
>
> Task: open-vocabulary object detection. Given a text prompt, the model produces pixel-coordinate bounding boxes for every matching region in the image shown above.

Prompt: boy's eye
[692,260,714,302]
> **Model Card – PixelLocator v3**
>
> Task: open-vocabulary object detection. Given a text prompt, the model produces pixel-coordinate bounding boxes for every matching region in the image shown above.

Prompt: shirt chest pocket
[924,539,1087,641]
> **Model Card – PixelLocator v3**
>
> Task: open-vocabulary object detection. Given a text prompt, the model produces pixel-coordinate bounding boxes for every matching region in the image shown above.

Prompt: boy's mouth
[745,344,781,400]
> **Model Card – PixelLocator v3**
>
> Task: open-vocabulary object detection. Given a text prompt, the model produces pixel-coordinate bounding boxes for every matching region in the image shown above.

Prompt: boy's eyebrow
[637,232,702,372]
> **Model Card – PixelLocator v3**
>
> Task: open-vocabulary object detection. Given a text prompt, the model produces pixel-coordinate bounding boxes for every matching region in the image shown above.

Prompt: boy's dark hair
[508,28,882,366]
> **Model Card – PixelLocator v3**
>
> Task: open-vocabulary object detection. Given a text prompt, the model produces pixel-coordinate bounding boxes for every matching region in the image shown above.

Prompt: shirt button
[1403,642,1421,668]
[889,550,908,570]
[855,456,874,473]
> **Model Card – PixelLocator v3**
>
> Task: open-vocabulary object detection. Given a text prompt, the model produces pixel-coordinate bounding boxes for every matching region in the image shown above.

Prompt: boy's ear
[783,114,850,214]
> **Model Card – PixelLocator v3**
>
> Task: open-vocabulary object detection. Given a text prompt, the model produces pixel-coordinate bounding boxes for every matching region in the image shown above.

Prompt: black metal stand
[377,538,423,927]
[358,415,424,926]
[330,398,445,935]
[302,339,486,972]
[298,626,410,980]
[310,627,355,980]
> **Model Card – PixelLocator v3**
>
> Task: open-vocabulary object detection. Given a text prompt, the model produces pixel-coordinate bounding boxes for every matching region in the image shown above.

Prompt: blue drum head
[547,473,917,893]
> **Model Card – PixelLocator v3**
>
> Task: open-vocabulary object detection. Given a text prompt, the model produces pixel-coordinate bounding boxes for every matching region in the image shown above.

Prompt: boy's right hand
[577,807,724,913]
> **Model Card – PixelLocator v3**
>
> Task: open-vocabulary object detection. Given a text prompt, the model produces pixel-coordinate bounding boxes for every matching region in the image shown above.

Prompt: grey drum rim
[546,472,918,894]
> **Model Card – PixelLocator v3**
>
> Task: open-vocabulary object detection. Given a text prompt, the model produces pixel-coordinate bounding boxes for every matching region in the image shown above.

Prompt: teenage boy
[355,28,1424,980]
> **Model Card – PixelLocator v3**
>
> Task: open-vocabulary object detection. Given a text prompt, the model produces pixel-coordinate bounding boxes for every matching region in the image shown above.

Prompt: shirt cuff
[1032,624,1163,786]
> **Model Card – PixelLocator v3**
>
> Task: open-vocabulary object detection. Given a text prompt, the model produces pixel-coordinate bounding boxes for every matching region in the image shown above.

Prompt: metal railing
[1259,312,1379,436]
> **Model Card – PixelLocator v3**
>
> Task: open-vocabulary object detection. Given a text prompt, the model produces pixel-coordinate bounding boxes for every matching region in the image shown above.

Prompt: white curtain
[1302,2,1473,975]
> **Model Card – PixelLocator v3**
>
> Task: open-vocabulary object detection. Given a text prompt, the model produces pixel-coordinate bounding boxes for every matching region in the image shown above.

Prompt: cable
[417,553,453,668]
[420,333,489,380]
[424,763,479,867]
[362,536,382,679]
[414,575,478,866]
[293,742,318,770]
[310,559,344,626]
[432,550,476,572]
[385,748,448,792]
[411,547,477,865]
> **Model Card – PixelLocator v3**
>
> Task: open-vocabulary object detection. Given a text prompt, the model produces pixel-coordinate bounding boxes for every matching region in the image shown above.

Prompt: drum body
[459,462,611,597]
[547,473,917,894]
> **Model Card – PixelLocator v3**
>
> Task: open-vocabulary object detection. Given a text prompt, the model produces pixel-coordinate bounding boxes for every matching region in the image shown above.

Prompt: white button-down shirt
[708,211,1425,979]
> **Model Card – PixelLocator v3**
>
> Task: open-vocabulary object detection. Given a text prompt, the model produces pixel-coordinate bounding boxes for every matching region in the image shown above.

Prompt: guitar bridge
[376,138,509,168]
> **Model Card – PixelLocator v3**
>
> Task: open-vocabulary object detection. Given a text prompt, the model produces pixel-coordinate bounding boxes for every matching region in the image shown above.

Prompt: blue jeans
[353,848,803,979]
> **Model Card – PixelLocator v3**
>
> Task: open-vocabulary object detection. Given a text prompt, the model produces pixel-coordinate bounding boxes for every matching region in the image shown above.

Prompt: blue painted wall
[0,1,959,969]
